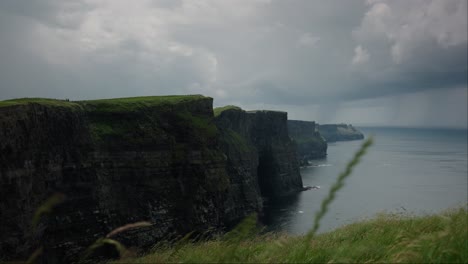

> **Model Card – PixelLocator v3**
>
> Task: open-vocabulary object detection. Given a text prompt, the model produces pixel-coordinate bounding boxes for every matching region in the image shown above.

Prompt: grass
[220,129,252,152]
[119,208,467,263]
[79,95,214,144]
[214,105,242,116]
[78,95,207,113]
[0,95,207,111]
[0,98,81,109]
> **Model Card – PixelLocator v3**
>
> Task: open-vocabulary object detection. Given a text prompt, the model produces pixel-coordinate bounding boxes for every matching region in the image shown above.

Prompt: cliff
[215,107,303,198]
[318,124,364,142]
[287,120,327,162]
[0,96,230,262]
[0,96,304,263]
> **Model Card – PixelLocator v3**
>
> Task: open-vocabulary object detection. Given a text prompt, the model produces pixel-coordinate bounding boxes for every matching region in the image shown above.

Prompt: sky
[0,0,466,128]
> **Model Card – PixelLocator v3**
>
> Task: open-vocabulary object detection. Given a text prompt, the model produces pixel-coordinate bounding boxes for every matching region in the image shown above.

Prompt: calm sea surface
[263,127,468,234]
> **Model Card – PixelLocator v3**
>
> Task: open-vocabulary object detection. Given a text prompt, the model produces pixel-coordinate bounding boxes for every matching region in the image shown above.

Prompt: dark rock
[216,108,303,198]
[0,97,305,263]
[0,97,229,262]
[288,120,327,161]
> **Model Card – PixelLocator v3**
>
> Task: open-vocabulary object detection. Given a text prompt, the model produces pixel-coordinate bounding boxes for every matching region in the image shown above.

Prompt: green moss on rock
[214,105,242,117]
[220,129,253,152]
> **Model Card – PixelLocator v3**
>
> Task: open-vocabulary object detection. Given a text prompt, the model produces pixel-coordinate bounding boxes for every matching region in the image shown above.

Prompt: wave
[307,163,332,168]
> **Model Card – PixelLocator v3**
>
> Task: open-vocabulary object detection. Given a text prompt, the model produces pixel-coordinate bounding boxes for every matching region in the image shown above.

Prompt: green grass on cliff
[0,95,207,111]
[79,95,208,113]
[220,129,252,152]
[0,98,81,109]
[214,105,242,116]
[120,208,467,263]
[76,95,215,145]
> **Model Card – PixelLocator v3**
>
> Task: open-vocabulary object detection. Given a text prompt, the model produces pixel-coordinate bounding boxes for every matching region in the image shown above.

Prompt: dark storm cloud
[0,0,466,127]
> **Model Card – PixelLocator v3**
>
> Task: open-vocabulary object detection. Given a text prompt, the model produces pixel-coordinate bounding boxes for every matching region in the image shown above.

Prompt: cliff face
[288,120,327,162]
[0,96,230,262]
[318,124,364,142]
[215,108,303,198]
[0,97,305,263]
[215,109,262,226]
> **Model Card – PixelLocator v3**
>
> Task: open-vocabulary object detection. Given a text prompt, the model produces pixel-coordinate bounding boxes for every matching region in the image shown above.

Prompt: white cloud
[352,45,370,65]
[0,0,466,127]
[354,0,467,64]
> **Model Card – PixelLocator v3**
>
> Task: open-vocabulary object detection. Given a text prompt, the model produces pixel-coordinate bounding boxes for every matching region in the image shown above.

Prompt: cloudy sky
[0,0,466,127]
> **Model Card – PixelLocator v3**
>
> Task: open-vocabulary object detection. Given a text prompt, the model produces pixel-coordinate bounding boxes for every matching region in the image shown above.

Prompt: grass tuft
[32,193,66,230]
[307,136,373,239]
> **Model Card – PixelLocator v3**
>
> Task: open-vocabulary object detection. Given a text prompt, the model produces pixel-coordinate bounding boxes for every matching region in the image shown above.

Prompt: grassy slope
[122,208,467,263]
[213,105,242,117]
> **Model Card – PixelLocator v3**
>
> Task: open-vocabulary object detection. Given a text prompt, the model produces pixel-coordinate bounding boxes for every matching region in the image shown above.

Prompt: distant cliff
[318,124,364,142]
[215,107,303,198]
[287,120,327,163]
[0,97,304,263]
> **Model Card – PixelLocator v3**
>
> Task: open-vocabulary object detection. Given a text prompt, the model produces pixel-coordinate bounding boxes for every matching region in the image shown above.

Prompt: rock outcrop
[0,97,304,263]
[215,108,303,198]
[288,120,327,163]
[318,124,364,142]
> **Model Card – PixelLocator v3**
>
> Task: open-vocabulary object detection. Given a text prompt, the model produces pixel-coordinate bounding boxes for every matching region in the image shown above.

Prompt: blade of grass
[31,193,66,230]
[307,137,373,240]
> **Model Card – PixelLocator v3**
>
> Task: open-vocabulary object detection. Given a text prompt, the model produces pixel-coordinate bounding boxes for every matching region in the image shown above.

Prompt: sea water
[263,127,468,234]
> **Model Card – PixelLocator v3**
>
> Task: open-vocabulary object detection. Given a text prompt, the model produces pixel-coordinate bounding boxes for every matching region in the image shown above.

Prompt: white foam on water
[308,163,332,168]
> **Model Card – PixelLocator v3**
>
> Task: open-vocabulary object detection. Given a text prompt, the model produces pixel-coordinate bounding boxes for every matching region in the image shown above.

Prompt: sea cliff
[216,107,303,199]
[287,120,327,163]
[0,97,303,262]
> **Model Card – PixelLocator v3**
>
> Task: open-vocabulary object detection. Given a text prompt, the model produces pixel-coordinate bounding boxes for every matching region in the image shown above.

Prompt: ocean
[263,127,468,234]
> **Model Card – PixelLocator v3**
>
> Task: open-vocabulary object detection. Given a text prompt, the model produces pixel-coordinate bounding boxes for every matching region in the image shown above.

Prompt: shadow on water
[260,192,301,232]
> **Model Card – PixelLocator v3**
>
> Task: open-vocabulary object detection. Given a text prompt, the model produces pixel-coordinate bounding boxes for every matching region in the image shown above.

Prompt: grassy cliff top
[79,95,209,112]
[0,98,80,108]
[214,105,242,116]
[0,95,209,111]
